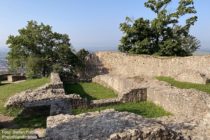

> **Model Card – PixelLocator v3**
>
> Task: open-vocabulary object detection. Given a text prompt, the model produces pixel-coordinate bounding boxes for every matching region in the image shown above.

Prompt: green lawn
[0,78,50,116]
[156,76,210,94]
[73,102,171,118]
[64,82,117,100]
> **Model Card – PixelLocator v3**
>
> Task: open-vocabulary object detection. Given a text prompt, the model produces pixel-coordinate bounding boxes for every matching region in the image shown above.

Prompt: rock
[33,128,46,138]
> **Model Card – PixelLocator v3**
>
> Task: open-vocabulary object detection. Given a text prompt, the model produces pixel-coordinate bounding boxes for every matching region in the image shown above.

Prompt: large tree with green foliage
[119,0,200,56]
[7,20,79,78]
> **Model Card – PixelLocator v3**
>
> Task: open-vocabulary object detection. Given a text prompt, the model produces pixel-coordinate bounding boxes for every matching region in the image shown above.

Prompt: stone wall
[92,74,147,102]
[89,52,210,84]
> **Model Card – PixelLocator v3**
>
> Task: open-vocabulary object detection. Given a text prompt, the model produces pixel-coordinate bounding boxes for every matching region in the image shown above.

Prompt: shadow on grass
[63,83,96,100]
[0,106,49,129]
[73,102,171,118]
[116,108,147,116]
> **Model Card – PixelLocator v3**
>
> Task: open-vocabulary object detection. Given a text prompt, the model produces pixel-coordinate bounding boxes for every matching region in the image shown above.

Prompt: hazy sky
[0,0,209,51]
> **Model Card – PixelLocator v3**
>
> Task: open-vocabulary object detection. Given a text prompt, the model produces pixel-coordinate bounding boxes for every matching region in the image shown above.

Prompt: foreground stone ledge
[45,109,187,140]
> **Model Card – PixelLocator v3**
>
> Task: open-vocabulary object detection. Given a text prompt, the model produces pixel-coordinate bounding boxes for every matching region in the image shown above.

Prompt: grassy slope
[64,82,118,100]
[0,78,50,116]
[73,102,171,118]
[156,76,210,94]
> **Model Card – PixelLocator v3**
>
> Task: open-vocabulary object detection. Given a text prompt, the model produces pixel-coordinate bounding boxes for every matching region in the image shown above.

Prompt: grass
[64,82,117,100]
[73,102,171,118]
[0,78,50,116]
[156,76,210,94]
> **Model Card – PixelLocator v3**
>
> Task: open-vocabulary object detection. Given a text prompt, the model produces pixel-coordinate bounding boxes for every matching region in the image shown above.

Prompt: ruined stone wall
[92,75,147,102]
[137,78,210,117]
[93,75,210,118]
[5,73,84,115]
[90,52,210,84]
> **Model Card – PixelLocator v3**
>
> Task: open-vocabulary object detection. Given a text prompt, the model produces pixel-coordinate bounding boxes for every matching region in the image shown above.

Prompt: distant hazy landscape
[0,48,210,73]
[193,50,210,55]
[0,48,8,72]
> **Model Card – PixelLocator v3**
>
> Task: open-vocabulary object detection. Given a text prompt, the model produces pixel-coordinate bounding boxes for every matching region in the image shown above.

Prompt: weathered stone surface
[175,70,209,84]
[45,109,186,140]
[4,83,81,108]
[91,98,120,107]
[50,99,72,116]
[93,74,147,102]
[88,52,210,84]
[50,73,63,84]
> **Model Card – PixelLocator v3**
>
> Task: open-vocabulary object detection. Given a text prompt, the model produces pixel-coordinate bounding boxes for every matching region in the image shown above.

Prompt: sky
[0,0,209,52]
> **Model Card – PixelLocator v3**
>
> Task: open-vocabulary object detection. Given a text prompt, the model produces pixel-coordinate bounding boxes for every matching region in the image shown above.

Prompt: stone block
[7,75,26,82]
[50,100,72,116]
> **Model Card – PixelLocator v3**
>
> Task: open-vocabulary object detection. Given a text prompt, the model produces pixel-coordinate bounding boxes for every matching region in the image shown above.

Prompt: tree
[76,48,90,78]
[76,49,90,63]
[26,56,43,78]
[7,20,79,78]
[119,0,200,56]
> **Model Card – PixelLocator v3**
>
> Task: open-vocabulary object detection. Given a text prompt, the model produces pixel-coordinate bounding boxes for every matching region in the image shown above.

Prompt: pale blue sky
[0,0,209,51]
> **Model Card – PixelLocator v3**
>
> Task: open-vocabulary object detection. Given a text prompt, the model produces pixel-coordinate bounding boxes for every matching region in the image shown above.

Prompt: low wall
[88,52,210,84]
[7,75,26,82]
[92,75,147,102]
